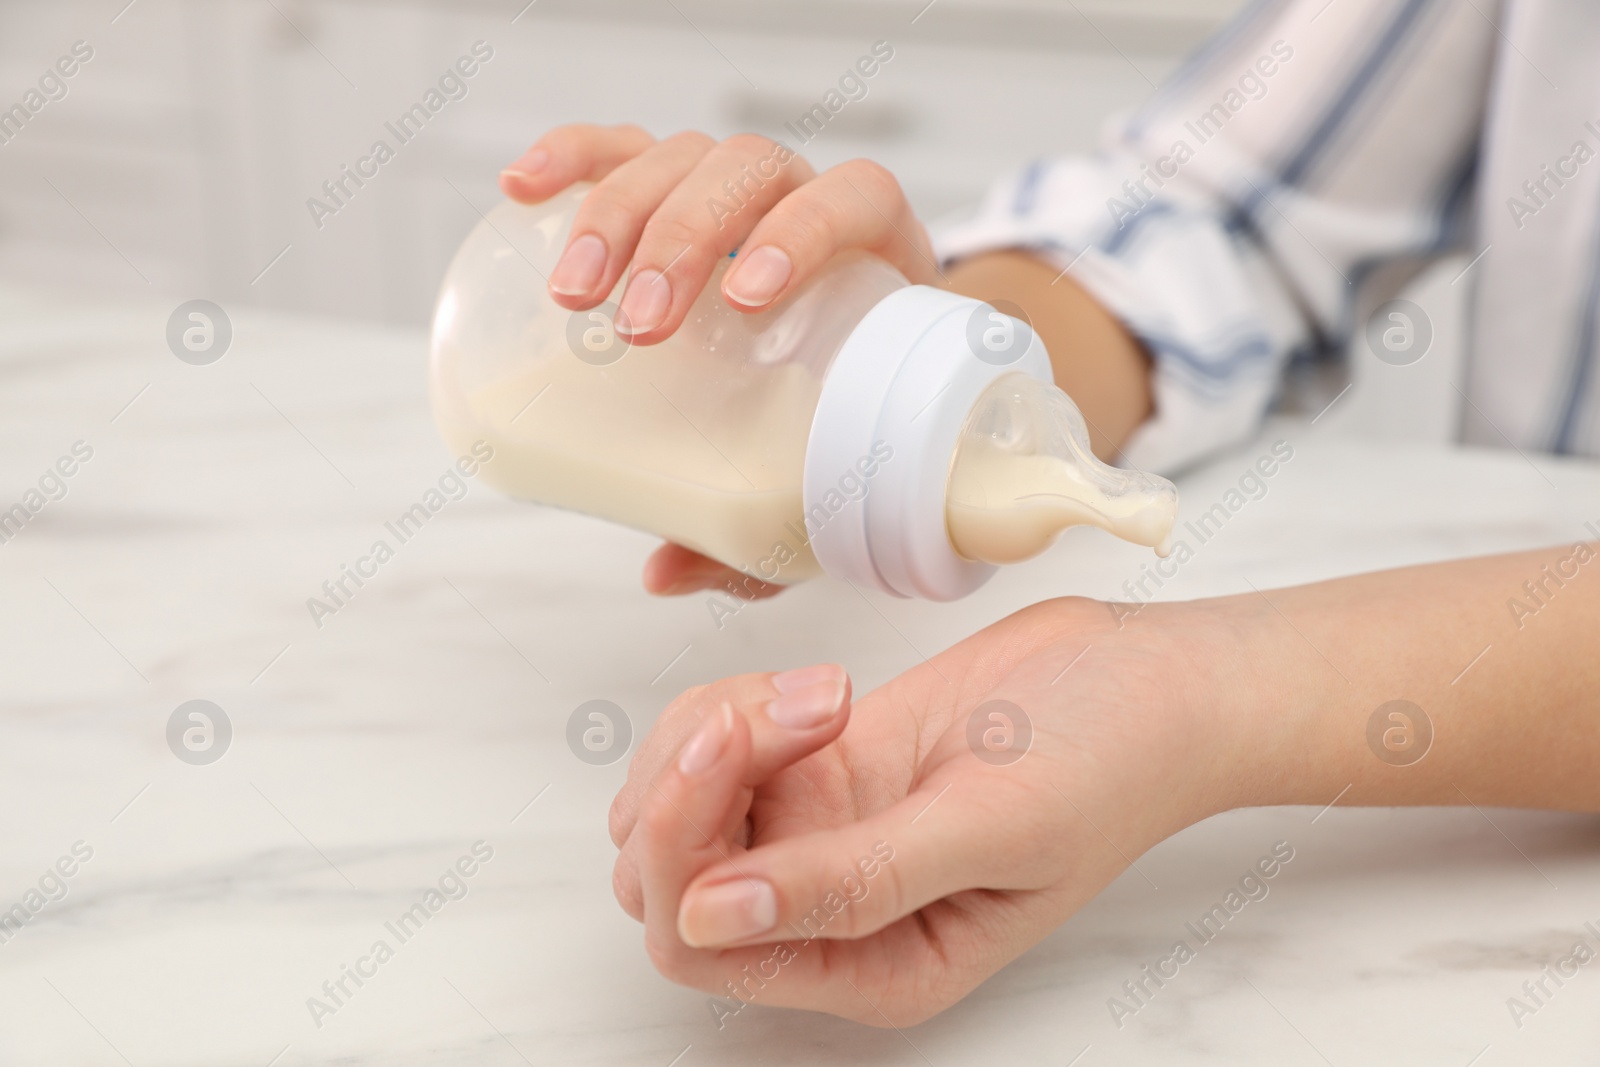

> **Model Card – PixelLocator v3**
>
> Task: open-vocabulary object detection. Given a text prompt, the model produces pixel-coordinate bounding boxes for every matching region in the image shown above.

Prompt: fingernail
[617,269,671,335]
[659,575,715,595]
[501,148,550,182]
[723,246,792,307]
[654,578,708,596]
[550,233,607,296]
[678,703,733,775]
[679,878,777,947]
[766,675,846,730]
[771,663,845,695]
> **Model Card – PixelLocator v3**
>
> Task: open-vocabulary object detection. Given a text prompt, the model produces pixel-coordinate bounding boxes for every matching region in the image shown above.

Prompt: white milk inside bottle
[429,183,1178,600]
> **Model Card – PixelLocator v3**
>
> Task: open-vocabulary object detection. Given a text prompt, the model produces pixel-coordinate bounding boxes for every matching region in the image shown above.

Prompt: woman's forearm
[1196,545,1600,813]
[945,250,1153,460]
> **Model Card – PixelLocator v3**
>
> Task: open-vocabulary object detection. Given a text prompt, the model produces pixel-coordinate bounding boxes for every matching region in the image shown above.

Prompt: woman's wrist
[1151,550,1600,818]
[1046,593,1287,834]
[1126,592,1341,817]
[1040,545,1598,867]
[1170,595,1301,813]
[1193,592,1350,811]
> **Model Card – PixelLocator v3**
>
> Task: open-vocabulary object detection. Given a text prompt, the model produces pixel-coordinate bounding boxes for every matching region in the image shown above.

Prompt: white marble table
[2,285,1597,1066]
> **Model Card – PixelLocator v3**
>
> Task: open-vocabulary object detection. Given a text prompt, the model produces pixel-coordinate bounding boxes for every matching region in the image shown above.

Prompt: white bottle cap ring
[802,285,1053,600]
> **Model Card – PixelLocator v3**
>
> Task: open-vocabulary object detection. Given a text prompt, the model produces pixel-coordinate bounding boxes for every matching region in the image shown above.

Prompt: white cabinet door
[0,0,1234,326]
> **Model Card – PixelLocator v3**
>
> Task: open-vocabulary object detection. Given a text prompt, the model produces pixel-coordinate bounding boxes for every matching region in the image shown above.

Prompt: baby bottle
[429,184,1177,601]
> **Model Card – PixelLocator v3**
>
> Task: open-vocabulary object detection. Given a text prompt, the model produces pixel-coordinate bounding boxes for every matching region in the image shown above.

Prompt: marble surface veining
[0,286,1597,1065]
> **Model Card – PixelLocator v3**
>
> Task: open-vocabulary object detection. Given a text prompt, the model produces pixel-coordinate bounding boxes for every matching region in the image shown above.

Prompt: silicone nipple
[944,374,1178,565]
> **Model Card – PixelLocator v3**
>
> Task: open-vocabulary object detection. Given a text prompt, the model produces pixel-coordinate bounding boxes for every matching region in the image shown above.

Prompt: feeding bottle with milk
[429,184,1178,600]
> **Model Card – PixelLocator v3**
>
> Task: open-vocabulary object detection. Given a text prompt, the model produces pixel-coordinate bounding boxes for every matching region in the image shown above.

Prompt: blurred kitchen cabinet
[0,0,1231,327]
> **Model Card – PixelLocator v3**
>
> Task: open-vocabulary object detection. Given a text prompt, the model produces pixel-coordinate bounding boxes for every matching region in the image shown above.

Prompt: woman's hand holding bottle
[500,124,941,599]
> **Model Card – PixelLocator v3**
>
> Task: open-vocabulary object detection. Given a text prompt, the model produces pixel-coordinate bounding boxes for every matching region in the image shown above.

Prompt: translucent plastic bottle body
[429,184,908,581]
[431,186,1182,595]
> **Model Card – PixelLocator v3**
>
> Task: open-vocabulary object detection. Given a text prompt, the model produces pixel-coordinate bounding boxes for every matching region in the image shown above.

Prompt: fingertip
[672,703,753,788]
[641,544,679,593]
[608,790,632,848]
[547,287,604,312]
[615,268,674,341]
[499,175,554,205]
[642,565,711,597]
[548,232,609,303]
[641,568,675,597]
[499,170,535,202]
[613,854,645,921]
[642,544,727,596]
[640,703,751,853]
[678,876,778,948]
[765,664,849,731]
[722,245,793,309]
[770,662,847,695]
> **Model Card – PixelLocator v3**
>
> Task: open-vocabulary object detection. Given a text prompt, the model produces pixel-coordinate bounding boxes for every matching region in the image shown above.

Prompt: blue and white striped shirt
[933,0,1600,471]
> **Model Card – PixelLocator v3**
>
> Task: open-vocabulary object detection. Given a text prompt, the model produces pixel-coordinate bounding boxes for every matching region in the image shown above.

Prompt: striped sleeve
[931,0,1497,473]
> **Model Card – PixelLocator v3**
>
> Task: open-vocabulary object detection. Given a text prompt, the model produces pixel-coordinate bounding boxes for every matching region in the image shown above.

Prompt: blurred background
[0,0,1465,441]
